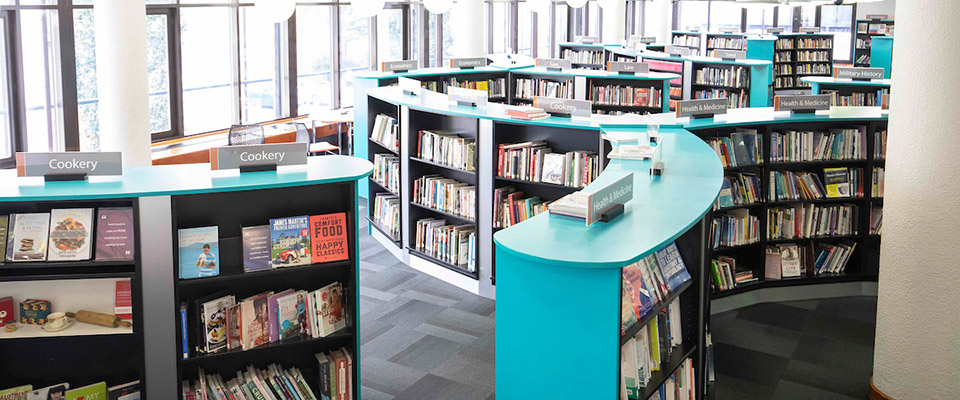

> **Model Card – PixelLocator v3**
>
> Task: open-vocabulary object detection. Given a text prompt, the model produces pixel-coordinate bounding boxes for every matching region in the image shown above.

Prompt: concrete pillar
[451,0,485,57]
[94,0,151,166]
[600,0,625,45]
[643,0,672,44]
[872,0,960,398]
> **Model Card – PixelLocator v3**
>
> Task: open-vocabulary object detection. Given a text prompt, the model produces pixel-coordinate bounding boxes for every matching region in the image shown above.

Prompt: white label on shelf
[17,152,123,178]
[537,58,572,70]
[766,27,785,34]
[533,97,591,118]
[382,59,419,73]
[608,61,650,74]
[448,86,489,108]
[586,172,634,226]
[450,57,488,69]
[676,99,728,118]
[210,143,307,170]
[800,27,821,33]
[398,76,422,96]
[866,14,888,20]
[665,45,694,56]
[829,106,882,119]
[640,37,657,44]
[579,36,599,44]
[719,27,740,34]
[714,50,746,60]
[774,94,831,112]
[834,67,884,80]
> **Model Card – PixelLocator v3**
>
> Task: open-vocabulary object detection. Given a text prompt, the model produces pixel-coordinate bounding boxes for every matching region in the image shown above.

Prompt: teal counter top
[493,126,723,269]
[355,66,510,80]
[800,76,891,87]
[0,155,373,202]
[672,107,888,130]
[512,66,679,81]
[685,55,772,67]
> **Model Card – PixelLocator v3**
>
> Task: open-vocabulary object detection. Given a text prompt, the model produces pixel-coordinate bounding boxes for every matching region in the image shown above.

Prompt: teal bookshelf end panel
[871,37,894,79]
[749,63,773,107]
[746,37,776,89]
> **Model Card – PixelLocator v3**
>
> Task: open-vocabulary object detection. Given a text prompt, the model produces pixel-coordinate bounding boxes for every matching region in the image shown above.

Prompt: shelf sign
[834,67,884,80]
[382,59,418,73]
[16,152,122,181]
[676,98,728,119]
[665,45,694,56]
[719,27,740,34]
[398,76,422,96]
[533,97,591,118]
[210,143,307,172]
[714,50,746,61]
[536,58,571,71]
[607,61,650,75]
[800,27,821,33]
[448,86,488,108]
[640,37,657,44]
[578,36,599,44]
[688,27,701,32]
[586,172,634,226]
[867,14,888,20]
[766,27,785,34]
[449,57,487,69]
[774,94,830,113]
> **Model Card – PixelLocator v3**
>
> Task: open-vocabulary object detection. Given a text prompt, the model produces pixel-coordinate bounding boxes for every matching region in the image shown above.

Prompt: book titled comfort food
[269,216,311,267]
[6,213,50,262]
[48,208,94,261]
[309,213,349,263]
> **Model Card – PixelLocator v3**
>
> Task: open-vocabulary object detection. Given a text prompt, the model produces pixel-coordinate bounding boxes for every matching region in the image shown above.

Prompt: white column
[94,0,151,166]
[451,0,485,57]
[600,1,626,45]
[872,0,960,398]
[643,0,672,44]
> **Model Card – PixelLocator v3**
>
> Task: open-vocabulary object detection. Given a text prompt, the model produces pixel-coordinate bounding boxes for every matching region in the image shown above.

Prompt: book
[654,242,693,292]
[95,208,135,261]
[115,279,133,320]
[329,349,349,400]
[0,216,7,264]
[540,153,566,185]
[240,292,271,350]
[47,208,94,261]
[270,216,312,267]
[242,225,273,273]
[622,262,654,319]
[180,301,189,359]
[0,386,32,400]
[778,244,803,278]
[200,294,235,354]
[716,179,734,208]
[7,213,50,262]
[28,384,69,400]
[309,213,349,263]
[317,282,346,337]
[0,297,13,326]
[268,289,294,343]
[178,226,220,279]
[823,167,851,198]
[226,303,242,351]
[765,246,782,280]
[65,382,107,400]
[316,353,334,400]
[106,381,139,400]
[277,291,309,341]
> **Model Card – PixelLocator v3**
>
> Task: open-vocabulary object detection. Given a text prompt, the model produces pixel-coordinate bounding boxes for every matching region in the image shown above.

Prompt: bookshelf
[802,76,891,107]
[772,33,835,91]
[367,96,403,254]
[687,57,773,108]
[495,126,719,399]
[671,31,704,56]
[705,32,747,57]
[855,19,894,68]
[639,52,689,111]
[558,42,606,70]
[509,66,675,115]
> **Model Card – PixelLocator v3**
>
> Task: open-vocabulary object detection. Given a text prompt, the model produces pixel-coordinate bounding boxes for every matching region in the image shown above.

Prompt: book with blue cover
[178,226,219,279]
[269,216,312,268]
[654,242,692,292]
[717,178,734,208]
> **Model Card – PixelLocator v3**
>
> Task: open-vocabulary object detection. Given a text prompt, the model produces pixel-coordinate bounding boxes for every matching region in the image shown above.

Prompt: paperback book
[0,386,32,400]
[270,216,312,267]
[310,213,350,263]
[178,226,219,279]
[654,242,693,291]
[27,384,68,400]
[240,292,271,350]
[47,208,94,261]
[106,381,139,400]
[277,291,309,341]
[0,216,8,263]
[115,280,133,320]
[95,208,135,261]
[200,294,235,354]
[317,282,347,337]
[241,225,272,272]
[65,382,106,400]
[268,289,294,342]
[226,304,242,351]
[7,213,51,262]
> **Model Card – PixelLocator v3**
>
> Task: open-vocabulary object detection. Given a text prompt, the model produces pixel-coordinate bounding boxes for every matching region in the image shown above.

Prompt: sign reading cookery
[676,99,728,119]
[16,152,122,181]
[533,97,591,118]
[210,143,308,172]
[774,95,831,113]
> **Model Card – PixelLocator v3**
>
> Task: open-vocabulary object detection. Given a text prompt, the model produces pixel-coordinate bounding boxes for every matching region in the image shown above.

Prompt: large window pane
[442,12,453,62]
[74,9,99,151]
[490,1,508,53]
[180,7,234,135]
[296,5,333,113]
[146,14,171,134]
[377,8,404,62]
[821,5,853,62]
[777,6,793,31]
[21,9,64,152]
[537,6,550,57]
[710,1,741,32]
[745,5,775,34]
[555,3,568,53]
[340,5,371,108]
[678,1,707,33]
[518,1,532,56]
[427,12,438,67]
[239,7,284,123]
[800,5,816,29]
[586,1,599,38]
[0,18,11,159]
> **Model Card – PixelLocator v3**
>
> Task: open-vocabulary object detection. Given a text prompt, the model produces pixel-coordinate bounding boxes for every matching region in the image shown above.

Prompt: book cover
[178,226,219,279]
[765,247,782,280]
[823,167,850,198]
[779,244,803,278]
[277,291,308,341]
[540,153,566,185]
[654,242,693,292]
[317,282,346,337]
[309,213,349,263]
[0,296,14,327]
[717,179,734,208]
[342,348,354,400]
[241,225,272,273]
[200,295,235,354]
[28,384,69,400]
[226,303,242,351]
[95,208,135,261]
[8,213,50,262]
[180,301,189,359]
[47,208,94,261]
[0,386,32,400]
[106,381,139,400]
[622,263,654,319]
[269,216,311,267]
[65,382,106,400]
[240,293,271,350]
[0,216,7,264]
[315,353,333,400]
[115,279,133,320]
[329,349,348,400]
[268,289,294,343]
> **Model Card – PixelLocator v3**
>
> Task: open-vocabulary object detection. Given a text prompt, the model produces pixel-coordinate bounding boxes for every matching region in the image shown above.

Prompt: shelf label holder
[210,143,308,173]
[382,59,419,73]
[665,45,693,57]
[607,61,650,75]
[676,98,728,119]
[800,27,821,34]
[533,97,591,118]
[16,152,123,182]
[834,67,884,81]
[714,50,746,61]
[536,58,571,72]
[766,27,785,34]
[448,86,488,108]
[398,76,422,97]
[774,94,830,114]
[586,172,634,226]
[449,57,488,70]
[578,36,599,44]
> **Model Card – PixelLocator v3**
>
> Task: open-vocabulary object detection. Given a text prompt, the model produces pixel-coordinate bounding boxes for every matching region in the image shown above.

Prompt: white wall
[857,0,896,19]
[872,0,960,398]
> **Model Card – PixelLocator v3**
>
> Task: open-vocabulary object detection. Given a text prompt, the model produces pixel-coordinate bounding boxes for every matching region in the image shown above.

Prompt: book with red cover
[0,296,13,327]
[342,347,354,400]
[329,348,349,400]
[621,263,654,319]
[309,213,349,263]
[114,280,133,320]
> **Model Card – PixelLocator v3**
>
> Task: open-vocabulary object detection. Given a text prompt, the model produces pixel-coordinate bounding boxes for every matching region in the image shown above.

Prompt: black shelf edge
[722,164,762,172]
[635,343,697,400]
[409,202,476,224]
[181,329,353,366]
[591,104,662,111]
[0,259,135,270]
[178,259,353,288]
[365,216,401,246]
[712,202,763,213]
[495,176,583,191]
[621,279,694,346]
[767,159,868,168]
[368,177,399,197]
[407,248,479,280]
[0,270,136,282]
[691,83,749,90]
[766,197,866,206]
[711,241,761,252]
[369,140,400,156]
[710,273,866,299]
[410,156,477,175]
[765,234,862,245]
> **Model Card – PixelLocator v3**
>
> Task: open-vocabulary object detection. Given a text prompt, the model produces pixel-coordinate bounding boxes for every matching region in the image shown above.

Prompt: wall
[856,0,896,19]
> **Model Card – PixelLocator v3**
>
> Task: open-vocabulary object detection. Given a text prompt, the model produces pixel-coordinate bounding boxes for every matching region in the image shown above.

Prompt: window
[518,1,533,56]
[745,5,775,34]
[180,7,234,135]
[0,17,12,160]
[441,12,453,62]
[555,3,568,52]
[20,9,64,152]
[339,5,370,107]
[377,7,405,62]
[820,5,853,62]
[74,9,99,151]
[678,1,708,33]
[799,5,817,29]
[296,5,333,113]
[777,6,794,32]
[490,1,508,52]
[586,1,599,38]
[537,5,550,57]
[238,6,286,124]
[146,13,172,135]
[709,1,742,32]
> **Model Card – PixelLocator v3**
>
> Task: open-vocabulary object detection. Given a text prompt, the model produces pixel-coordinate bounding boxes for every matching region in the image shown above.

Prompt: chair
[228,124,266,146]
[297,121,340,156]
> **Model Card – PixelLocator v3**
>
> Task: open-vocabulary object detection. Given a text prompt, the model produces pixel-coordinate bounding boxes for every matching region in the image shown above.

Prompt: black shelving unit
[690,61,752,109]
[671,32,703,56]
[171,182,360,395]
[705,32,746,56]
[773,33,834,91]
[509,71,576,107]
[854,19,894,67]
[586,76,667,116]
[368,96,402,248]
[558,43,605,70]
[416,71,511,101]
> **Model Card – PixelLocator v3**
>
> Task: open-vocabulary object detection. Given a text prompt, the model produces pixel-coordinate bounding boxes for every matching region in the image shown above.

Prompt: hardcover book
[47,208,94,261]
[95,208,135,261]
[65,382,107,400]
[241,225,272,273]
[317,282,346,337]
[622,262,654,319]
[540,153,566,185]
[277,291,308,341]
[240,292,271,350]
[269,216,312,267]
[315,353,334,400]
[7,213,50,262]
[0,386,32,400]
[226,303,242,351]
[115,280,133,320]
[620,282,638,335]
[717,179,734,208]
[268,289,294,343]
[106,381,140,400]
[654,242,693,292]
[28,384,69,400]
[309,213,349,263]
[178,226,220,279]
[200,295,235,354]
[779,244,803,278]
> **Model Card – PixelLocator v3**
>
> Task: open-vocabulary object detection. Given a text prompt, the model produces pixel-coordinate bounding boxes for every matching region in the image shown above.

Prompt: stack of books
[414,219,476,272]
[547,192,588,220]
[767,203,859,240]
[493,187,549,229]
[710,256,758,292]
[710,210,760,249]
[504,105,549,121]
[412,175,476,220]
[416,130,476,171]
[498,141,599,188]
[770,128,867,162]
[370,114,399,152]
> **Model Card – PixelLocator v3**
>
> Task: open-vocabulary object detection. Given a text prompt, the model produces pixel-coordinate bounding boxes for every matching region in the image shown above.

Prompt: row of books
[774,52,793,63]
[672,34,700,47]
[185,354,354,400]
[493,187,549,229]
[715,173,761,209]
[706,37,744,50]
[589,84,662,108]
[669,86,682,98]
[824,89,889,107]
[870,206,883,235]
[497,141,600,188]
[875,130,887,159]
[619,299,686,399]
[775,38,794,50]
[796,38,833,50]
[855,54,871,65]
[1,381,139,400]
[769,128,867,163]
[621,242,692,327]
[694,88,749,109]
[412,175,476,221]
[710,256,757,292]
[413,218,476,272]
[369,114,399,152]
[774,64,793,75]
[560,49,603,65]
[766,241,856,278]
[774,76,796,89]
[705,130,761,168]
[177,213,348,280]
[796,63,831,74]
[710,211,760,249]
[769,167,863,201]
[446,77,507,98]
[796,80,813,88]
[643,59,683,85]
[0,208,133,263]
[372,193,400,241]
[514,78,574,100]
[872,167,885,197]
[416,130,476,172]
[855,38,872,49]
[187,282,347,357]
[767,203,859,240]
[372,154,400,194]
[693,66,749,89]
[796,50,831,62]
[857,22,893,35]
